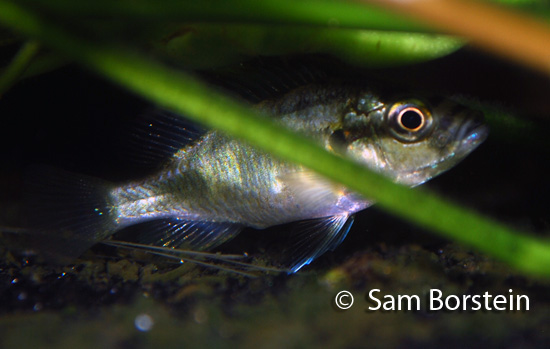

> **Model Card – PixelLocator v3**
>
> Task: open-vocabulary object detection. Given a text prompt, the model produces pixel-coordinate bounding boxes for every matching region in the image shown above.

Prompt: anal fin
[117,218,243,251]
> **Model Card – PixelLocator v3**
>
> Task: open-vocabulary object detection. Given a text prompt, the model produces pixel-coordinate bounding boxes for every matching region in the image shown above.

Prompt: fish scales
[114,85,362,225]
[24,83,488,272]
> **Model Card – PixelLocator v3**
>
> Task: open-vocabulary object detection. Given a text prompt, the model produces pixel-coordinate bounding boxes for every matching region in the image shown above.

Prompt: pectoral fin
[279,171,345,213]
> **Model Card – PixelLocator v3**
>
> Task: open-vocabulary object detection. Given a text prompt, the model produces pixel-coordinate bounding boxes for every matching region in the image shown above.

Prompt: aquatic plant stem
[0,0,549,276]
[0,40,39,96]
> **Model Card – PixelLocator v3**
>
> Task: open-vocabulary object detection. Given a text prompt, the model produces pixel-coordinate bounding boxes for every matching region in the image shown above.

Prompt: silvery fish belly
[28,84,488,272]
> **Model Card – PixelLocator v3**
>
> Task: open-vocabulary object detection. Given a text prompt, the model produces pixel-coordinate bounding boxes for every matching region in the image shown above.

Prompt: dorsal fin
[120,109,205,168]
[200,55,333,103]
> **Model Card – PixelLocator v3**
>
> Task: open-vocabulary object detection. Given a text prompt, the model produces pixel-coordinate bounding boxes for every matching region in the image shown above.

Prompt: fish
[23,82,488,273]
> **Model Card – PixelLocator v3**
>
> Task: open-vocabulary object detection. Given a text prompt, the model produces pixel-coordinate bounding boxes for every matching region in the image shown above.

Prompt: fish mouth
[455,114,489,156]
[399,114,488,187]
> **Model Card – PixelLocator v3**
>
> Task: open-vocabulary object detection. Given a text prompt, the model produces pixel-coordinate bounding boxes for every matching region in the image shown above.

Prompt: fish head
[340,95,488,186]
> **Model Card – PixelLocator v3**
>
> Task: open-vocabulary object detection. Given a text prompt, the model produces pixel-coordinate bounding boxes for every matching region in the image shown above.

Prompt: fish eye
[398,108,424,131]
[387,100,433,142]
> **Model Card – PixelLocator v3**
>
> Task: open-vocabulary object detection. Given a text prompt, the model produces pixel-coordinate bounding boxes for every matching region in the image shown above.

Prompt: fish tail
[22,166,117,262]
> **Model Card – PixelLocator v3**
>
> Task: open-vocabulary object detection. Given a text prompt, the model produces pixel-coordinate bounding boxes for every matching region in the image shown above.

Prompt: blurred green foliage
[152,24,463,69]
[0,0,549,277]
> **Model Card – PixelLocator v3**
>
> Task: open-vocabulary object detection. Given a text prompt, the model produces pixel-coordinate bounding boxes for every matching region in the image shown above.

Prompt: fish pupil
[400,109,423,131]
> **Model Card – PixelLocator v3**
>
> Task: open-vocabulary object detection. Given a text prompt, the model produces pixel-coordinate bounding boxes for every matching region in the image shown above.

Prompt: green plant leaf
[1,0,549,277]
[18,0,426,31]
[153,24,463,69]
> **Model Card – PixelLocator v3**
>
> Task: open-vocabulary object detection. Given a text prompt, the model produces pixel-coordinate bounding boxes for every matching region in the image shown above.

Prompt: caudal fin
[22,166,117,262]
